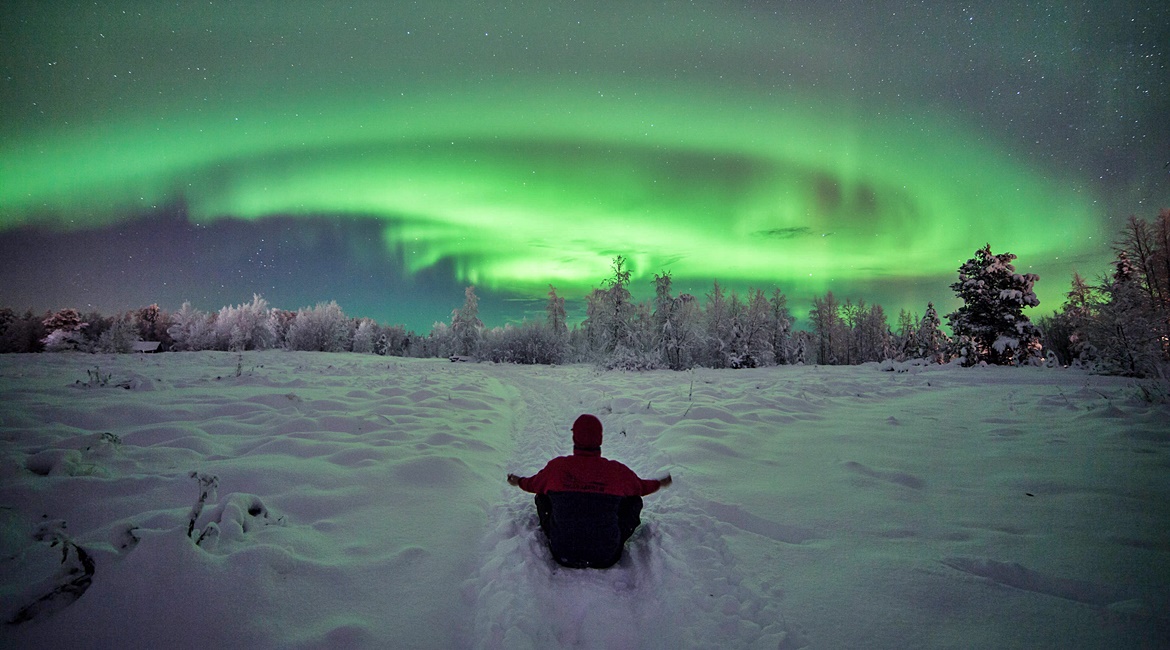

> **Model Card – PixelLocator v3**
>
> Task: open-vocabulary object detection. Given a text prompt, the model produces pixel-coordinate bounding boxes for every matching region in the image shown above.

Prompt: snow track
[464,366,804,649]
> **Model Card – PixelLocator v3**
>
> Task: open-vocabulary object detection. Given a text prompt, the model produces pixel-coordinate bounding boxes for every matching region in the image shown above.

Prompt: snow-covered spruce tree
[912,303,950,363]
[451,285,483,358]
[789,330,812,365]
[285,301,352,352]
[602,256,639,355]
[946,244,1042,366]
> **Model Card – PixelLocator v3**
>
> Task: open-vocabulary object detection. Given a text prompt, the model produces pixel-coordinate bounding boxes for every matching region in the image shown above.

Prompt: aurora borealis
[2,1,1167,330]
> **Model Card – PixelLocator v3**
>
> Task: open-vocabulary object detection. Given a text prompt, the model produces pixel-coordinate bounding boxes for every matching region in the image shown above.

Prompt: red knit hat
[572,414,603,450]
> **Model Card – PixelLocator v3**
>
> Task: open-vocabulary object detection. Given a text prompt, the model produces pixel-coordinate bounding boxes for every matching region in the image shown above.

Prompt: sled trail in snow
[464,365,807,649]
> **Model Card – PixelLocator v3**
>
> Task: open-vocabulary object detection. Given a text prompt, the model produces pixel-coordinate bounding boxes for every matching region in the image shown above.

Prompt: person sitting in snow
[507,414,671,569]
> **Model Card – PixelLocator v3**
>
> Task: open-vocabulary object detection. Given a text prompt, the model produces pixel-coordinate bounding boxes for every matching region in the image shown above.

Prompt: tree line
[2,210,1167,377]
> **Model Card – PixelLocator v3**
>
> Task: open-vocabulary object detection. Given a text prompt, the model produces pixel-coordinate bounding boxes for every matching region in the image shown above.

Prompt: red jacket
[516,448,662,497]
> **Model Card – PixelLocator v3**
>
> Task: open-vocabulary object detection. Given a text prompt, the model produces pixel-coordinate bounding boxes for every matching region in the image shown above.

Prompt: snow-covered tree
[375,324,411,357]
[480,321,566,364]
[910,303,949,363]
[808,291,843,364]
[603,256,638,354]
[581,287,607,358]
[451,286,483,358]
[703,280,737,368]
[946,244,1042,366]
[286,301,352,352]
[0,309,46,353]
[96,315,139,353]
[1082,252,1166,376]
[856,302,893,363]
[351,318,379,354]
[1039,273,1098,366]
[546,285,567,338]
[422,321,457,358]
[215,294,277,351]
[43,308,85,334]
[134,304,172,348]
[167,302,217,351]
[651,271,702,370]
[41,308,88,351]
[736,288,774,368]
[769,288,794,364]
[581,256,642,363]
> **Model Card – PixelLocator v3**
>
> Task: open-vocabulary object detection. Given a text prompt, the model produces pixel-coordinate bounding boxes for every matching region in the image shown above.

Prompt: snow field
[0,351,1167,648]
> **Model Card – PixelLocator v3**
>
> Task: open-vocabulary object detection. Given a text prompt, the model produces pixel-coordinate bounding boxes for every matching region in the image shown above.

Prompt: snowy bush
[41,329,86,353]
[603,344,659,371]
[480,321,567,364]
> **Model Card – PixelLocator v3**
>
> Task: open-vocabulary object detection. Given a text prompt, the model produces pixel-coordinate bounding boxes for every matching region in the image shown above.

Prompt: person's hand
[507,473,521,486]
[658,474,672,488]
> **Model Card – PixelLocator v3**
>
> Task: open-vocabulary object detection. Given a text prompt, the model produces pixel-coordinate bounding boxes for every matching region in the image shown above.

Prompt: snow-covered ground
[0,351,1166,649]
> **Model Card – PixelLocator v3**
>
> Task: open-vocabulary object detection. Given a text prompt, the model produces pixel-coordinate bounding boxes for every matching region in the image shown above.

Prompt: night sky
[2,1,1167,332]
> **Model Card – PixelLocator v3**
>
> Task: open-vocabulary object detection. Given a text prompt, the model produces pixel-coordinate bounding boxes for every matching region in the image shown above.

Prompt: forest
[2,211,1167,379]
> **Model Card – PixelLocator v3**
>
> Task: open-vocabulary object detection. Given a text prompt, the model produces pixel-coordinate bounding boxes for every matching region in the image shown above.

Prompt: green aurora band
[0,82,1103,313]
